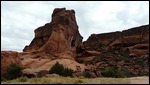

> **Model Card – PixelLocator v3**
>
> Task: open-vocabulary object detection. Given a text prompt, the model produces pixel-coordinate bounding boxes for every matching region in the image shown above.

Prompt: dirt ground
[128,76,149,84]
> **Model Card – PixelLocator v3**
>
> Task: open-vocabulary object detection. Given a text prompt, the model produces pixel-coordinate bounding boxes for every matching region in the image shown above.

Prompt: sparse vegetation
[18,77,28,82]
[118,52,130,63]
[84,71,91,78]
[1,76,131,84]
[116,69,131,78]
[3,63,23,80]
[63,68,74,77]
[49,62,74,77]
[101,67,131,78]
[120,53,130,58]
[135,57,145,66]
[101,67,116,77]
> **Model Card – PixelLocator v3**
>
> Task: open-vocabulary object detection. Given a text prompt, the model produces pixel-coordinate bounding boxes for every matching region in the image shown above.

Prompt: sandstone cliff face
[84,25,149,56]
[85,25,149,46]
[23,8,83,59]
[78,25,149,77]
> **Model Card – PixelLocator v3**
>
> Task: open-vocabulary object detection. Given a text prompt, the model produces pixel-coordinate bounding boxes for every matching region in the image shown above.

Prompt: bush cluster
[84,71,91,78]
[3,63,23,80]
[101,66,131,78]
[49,62,74,77]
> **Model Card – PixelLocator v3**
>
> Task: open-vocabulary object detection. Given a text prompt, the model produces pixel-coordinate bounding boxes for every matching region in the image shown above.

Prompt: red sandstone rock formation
[85,25,149,45]
[83,25,149,56]
[23,8,83,59]
[79,25,149,77]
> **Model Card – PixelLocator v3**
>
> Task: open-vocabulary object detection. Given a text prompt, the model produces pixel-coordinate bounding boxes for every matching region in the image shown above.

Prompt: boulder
[83,71,97,78]
[95,70,102,77]
[45,74,60,77]
[21,68,49,78]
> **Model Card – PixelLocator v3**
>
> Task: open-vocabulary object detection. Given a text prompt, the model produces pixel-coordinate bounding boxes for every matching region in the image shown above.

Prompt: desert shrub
[18,77,28,82]
[49,62,74,77]
[63,68,74,77]
[135,57,145,66]
[49,62,64,75]
[119,52,130,63]
[120,52,130,58]
[84,72,91,78]
[3,63,23,80]
[101,67,116,77]
[116,69,131,78]
[101,67,131,78]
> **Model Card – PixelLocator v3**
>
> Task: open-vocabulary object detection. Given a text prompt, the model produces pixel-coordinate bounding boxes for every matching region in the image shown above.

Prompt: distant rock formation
[23,8,83,59]
[78,25,149,77]
[84,25,149,56]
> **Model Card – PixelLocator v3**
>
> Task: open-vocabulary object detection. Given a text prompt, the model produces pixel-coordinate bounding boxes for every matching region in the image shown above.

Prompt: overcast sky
[1,1,149,52]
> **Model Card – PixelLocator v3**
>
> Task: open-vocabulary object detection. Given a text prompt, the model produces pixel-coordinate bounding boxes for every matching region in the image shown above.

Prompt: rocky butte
[1,8,85,80]
[23,8,83,60]
[1,8,149,80]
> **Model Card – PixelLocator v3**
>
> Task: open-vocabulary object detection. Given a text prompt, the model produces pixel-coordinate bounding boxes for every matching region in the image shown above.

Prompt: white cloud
[1,1,149,52]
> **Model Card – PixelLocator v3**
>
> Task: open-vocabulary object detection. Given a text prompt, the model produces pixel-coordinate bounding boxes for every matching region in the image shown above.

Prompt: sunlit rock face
[23,8,83,59]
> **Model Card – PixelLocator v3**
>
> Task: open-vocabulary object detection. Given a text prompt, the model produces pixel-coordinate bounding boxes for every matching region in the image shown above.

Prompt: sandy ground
[129,76,149,84]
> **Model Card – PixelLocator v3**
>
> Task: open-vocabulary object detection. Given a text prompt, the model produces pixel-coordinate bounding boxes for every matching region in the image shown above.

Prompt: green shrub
[3,63,23,80]
[49,62,64,75]
[116,69,131,78]
[101,67,116,77]
[121,53,130,58]
[135,57,144,66]
[101,67,131,78]
[49,62,74,77]
[84,71,91,78]
[63,68,74,77]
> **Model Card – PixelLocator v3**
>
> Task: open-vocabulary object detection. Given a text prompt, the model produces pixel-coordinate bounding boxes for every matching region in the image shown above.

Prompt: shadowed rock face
[78,25,149,77]
[84,25,149,56]
[84,25,149,52]
[23,8,83,59]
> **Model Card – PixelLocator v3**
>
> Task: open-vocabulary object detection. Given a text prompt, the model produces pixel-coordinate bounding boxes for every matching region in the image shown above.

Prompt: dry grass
[1,76,131,84]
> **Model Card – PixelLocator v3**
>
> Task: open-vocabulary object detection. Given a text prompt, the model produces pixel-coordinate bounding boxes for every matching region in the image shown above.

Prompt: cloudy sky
[1,1,149,52]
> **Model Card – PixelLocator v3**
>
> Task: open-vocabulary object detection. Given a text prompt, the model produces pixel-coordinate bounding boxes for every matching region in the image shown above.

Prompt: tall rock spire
[23,8,83,59]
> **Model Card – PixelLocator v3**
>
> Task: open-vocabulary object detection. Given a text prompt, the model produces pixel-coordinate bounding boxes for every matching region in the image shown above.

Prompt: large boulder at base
[45,74,60,77]
[21,68,49,78]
